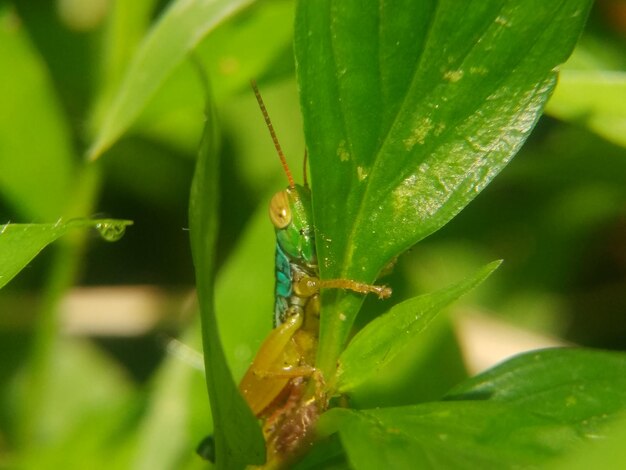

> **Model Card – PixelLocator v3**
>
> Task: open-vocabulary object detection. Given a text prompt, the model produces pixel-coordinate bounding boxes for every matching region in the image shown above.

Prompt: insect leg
[239,313,303,416]
[319,278,392,299]
[293,274,392,299]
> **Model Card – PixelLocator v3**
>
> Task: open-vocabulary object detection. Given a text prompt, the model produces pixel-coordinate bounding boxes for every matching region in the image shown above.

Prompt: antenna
[251,80,295,188]
[303,149,309,187]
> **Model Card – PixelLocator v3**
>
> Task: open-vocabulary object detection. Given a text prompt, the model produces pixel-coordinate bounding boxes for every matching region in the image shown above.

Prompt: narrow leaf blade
[0,219,132,290]
[337,261,501,393]
[88,0,255,159]
[188,91,264,467]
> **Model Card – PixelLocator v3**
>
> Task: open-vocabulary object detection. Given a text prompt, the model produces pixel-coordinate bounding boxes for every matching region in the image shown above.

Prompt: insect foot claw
[376,285,392,299]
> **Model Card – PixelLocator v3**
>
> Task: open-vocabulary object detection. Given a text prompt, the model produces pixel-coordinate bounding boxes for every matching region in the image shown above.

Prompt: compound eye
[269,190,292,228]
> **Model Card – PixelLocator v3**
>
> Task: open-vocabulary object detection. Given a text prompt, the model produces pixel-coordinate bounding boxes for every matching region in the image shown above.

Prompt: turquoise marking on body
[276,271,291,296]
[274,244,292,325]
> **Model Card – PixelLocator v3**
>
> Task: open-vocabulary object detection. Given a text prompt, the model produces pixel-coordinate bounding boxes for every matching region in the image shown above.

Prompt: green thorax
[276,185,316,265]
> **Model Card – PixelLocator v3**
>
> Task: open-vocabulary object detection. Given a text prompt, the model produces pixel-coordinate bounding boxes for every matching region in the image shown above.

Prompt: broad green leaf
[321,403,583,470]
[295,0,593,375]
[445,348,626,430]
[0,7,74,220]
[550,414,626,470]
[321,349,626,469]
[88,0,255,159]
[0,219,132,290]
[188,90,264,467]
[545,70,626,148]
[336,261,500,393]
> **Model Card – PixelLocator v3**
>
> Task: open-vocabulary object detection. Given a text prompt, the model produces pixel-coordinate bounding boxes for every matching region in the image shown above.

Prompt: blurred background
[0,0,625,468]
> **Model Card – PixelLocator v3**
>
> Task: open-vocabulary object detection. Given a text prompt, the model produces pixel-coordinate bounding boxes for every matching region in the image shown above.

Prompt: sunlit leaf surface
[295,0,593,375]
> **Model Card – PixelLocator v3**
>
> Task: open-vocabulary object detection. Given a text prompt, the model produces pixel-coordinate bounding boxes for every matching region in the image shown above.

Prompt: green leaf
[89,0,157,132]
[336,261,500,393]
[88,0,255,159]
[347,314,467,409]
[131,0,295,154]
[295,0,593,376]
[545,70,626,148]
[322,403,582,469]
[215,204,275,380]
[550,414,626,470]
[0,219,132,290]
[188,87,264,467]
[0,7,74,220]
[445,348,626,429]
[321,349,626,469]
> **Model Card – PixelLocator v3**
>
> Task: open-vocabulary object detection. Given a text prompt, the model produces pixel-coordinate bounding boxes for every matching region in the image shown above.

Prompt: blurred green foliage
[0,0,625,468]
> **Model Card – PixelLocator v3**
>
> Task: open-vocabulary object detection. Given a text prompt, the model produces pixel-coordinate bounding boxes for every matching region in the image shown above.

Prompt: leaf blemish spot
[403,117,434,150]
[495,15,510,27]
[337,139,350,161]
[443,69,464,82]
[434,122,446,136]
[357,166,368,181]
[469,66,488,75]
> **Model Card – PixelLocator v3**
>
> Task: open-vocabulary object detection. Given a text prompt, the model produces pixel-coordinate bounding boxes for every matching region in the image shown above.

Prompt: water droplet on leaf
[96,221,128,242]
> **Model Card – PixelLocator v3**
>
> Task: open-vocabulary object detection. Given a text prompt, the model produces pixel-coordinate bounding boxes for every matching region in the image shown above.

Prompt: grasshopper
[238,82,391,465]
